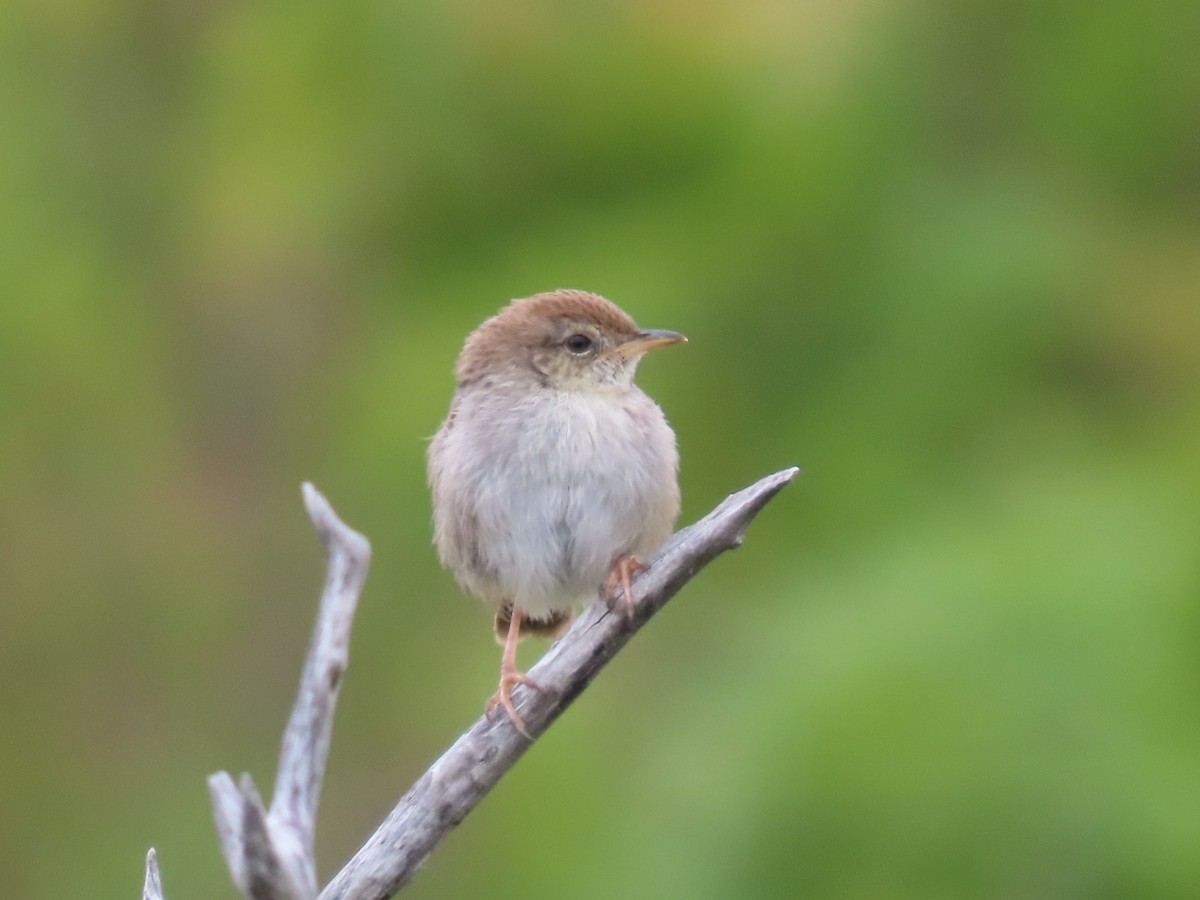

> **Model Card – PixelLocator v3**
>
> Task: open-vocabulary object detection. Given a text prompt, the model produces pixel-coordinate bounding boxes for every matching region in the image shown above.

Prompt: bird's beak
[618,329,688,355]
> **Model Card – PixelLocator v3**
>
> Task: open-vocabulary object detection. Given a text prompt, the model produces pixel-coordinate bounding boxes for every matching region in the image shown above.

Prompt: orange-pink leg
[485,606,541,737]
[604,554,647,617]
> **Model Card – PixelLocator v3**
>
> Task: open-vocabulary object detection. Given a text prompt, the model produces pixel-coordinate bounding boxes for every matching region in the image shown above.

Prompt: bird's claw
[486,669,543,738]
[604,554,647,618]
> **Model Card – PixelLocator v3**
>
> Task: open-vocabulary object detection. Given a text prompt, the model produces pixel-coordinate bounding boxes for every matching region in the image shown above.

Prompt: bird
[427,289,685,735]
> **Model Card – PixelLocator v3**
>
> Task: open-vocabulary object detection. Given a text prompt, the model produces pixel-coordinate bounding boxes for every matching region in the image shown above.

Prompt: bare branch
[320,466,800,900]
[143,468,794,898]
[208,483,372,899]
[143,848,164,900]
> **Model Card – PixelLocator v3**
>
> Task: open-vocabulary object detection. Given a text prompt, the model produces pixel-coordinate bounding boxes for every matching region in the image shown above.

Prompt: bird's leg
[485,606,541,738]
[604,554,647,618]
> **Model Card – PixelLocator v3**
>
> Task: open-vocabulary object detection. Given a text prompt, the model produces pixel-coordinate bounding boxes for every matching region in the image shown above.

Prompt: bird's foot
[604,554,647,618]
[485,667,542,738]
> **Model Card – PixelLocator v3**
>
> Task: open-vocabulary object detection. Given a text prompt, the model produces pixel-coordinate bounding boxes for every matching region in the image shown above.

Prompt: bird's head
[456,289,686,392]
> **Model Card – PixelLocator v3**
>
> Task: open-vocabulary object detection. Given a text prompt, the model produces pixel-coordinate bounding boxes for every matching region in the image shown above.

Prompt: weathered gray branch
[143,848,163,900]
[319,466,800,900]
[208,483,372,899]
[140,467,796,899]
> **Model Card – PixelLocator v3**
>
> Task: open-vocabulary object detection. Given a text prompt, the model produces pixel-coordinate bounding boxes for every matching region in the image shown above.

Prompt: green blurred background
[2,0,1199,897]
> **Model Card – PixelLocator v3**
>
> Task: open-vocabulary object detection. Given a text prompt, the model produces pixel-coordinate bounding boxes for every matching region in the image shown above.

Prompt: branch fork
[208,484,371,900]
[142,467,798,899]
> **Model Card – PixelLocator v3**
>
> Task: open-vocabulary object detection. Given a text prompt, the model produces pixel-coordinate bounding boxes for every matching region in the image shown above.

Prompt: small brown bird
[428,289,685,734]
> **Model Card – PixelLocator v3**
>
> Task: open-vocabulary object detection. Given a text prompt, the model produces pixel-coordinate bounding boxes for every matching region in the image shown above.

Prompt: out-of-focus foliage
[2,1,1198,897]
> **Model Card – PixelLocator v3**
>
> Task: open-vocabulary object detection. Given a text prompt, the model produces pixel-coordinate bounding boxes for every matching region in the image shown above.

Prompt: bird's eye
[564,333,594,354]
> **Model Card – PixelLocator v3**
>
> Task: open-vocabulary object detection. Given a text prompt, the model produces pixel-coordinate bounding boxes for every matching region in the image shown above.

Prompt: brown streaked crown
[455,289,641,384]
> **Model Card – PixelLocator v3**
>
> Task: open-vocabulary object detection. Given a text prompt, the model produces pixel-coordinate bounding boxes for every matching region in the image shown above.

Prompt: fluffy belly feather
[432,386,679,617]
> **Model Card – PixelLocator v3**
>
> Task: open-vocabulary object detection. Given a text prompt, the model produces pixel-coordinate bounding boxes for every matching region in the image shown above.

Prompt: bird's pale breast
[429,383,679,618]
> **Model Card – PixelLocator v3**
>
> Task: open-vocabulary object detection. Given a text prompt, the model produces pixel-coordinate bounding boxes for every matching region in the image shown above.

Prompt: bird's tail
[494,603,572,642]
